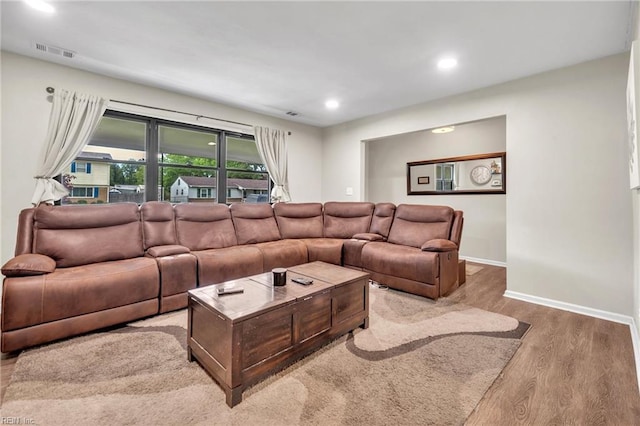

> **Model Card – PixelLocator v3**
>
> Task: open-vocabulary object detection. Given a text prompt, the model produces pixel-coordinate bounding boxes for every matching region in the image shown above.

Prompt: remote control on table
[217,285,244,295]
[292,277,313,285]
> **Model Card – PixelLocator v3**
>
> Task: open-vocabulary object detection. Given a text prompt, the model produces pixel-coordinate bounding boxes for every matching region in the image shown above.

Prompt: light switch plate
[345,187,353,196]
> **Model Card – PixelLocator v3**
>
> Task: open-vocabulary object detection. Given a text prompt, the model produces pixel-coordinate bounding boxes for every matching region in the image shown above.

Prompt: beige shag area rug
[2,286,529,426]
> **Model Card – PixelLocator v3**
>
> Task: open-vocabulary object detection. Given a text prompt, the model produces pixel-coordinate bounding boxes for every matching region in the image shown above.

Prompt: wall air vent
[34,42,76,59]
[285,111,299,117]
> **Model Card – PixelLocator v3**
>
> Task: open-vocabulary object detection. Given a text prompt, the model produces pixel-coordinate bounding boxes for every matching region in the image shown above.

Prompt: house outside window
[64,155,110,204]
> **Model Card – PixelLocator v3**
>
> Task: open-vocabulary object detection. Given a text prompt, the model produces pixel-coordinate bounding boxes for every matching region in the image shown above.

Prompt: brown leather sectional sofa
[1,201,463,353]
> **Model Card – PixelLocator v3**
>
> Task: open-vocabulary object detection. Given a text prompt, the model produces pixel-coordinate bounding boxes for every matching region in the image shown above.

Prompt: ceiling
[1,1,635,128]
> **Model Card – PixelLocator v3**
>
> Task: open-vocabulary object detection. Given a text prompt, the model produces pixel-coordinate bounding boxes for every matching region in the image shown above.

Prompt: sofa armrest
[352,233,386,242]
[421,239,458,252]
[146,245,191,258]
[1,253,56,277]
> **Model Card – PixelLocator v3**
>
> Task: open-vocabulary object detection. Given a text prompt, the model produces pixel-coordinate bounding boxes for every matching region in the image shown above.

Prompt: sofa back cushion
[370,203,396,238]
[33,203,144,268]
[140,201,177,249]
[387,204,454,248]
[174,203,237,250]
[274,203,324,239]
[323,202,375,238]
[230,203,281,244]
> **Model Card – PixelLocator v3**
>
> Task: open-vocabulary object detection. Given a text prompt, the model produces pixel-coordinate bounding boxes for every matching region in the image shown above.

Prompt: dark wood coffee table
[187,261,370,407]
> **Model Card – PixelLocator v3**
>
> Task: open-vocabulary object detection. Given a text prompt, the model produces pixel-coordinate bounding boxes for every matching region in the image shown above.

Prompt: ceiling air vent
[34,42,76,59]
[285,111,299,117]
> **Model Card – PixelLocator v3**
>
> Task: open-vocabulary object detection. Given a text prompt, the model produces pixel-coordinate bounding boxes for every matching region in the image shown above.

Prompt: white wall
[323,53,634,316]
[631,1,640,347]
[366,116,506,263]
[0,51,323,265]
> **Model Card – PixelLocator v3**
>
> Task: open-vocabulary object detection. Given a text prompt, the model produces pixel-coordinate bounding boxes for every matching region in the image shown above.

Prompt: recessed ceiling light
[24,0,55,13]
[437,57,458,70]
[207,141,216,146]
[325,99,339,110]
[432,126,455,134]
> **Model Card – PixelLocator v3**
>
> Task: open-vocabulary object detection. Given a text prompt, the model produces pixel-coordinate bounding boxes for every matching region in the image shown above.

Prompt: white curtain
[31,89,107,206]
[253,126,291,202]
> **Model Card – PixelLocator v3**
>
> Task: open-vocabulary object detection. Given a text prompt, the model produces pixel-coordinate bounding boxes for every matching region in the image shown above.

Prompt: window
[71,161,91,174]
[226,135,269,203]
[436,163,455,191]
[65,110,267,205]
[63,115,146,205]
[159,124,217,203]
[70,187,96,198]
[198,188,213,198]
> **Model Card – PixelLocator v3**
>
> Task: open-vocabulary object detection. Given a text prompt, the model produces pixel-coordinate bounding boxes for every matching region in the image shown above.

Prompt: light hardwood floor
[456,264,640,425]
[2,263,640,424]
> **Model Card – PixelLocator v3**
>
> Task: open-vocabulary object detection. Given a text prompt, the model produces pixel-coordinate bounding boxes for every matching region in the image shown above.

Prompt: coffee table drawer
[242,305,294,369]
[332,278,367,326]
[296,290,332,342]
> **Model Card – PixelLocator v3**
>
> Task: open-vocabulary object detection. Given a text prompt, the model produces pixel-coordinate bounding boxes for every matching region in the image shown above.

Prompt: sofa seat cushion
[255,239,308,271]
[361,242,439,284]
[193,246,263,286]
[2,257,159,331]
[299,238,343,265]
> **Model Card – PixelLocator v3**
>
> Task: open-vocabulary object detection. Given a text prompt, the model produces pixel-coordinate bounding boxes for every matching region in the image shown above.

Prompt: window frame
[75,110,269,204]
[76,162,88,173]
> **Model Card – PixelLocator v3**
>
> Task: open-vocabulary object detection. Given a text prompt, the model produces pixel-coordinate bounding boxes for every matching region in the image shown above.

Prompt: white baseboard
[459,255,506,268]
[504,290,634,324]
[505,290,640,394]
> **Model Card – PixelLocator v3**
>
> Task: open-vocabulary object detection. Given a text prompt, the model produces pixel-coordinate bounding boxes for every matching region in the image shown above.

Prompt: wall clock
[470,165,491,185]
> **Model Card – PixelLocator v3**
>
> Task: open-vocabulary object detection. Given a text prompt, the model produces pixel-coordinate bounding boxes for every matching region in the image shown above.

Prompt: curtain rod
[45,86,257,129]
